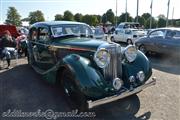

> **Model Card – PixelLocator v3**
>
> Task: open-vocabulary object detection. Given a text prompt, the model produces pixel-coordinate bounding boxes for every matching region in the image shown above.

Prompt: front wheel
[111,37,115,42]
[61,68,87,111]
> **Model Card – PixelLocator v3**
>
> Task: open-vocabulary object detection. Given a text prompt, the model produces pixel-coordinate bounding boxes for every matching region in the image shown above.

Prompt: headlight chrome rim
[124,45,137,63]
[113,78,123,90]
[94,48,110,68]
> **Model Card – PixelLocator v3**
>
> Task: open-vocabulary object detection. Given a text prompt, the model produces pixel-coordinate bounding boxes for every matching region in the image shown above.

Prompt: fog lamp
[129,76,135,83]
[137,71,145,82]
[113,78,123,90]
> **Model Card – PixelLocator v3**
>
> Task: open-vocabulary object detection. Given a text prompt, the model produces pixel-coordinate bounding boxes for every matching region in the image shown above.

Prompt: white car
[110,28,146,44]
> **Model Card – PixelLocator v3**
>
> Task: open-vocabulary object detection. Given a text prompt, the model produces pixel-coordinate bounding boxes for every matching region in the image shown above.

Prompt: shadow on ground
[0,64,151,120]
[148,54,180,75]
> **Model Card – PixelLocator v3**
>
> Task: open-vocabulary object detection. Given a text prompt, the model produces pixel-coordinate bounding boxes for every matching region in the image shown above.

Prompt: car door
[160,30,180,54]
[147,30,165,52]
[34,26,55,70]
[114,29,124,42]
[124,29,132,42]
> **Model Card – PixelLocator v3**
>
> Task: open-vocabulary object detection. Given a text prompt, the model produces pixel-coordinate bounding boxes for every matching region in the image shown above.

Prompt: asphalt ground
[0,53,180,120]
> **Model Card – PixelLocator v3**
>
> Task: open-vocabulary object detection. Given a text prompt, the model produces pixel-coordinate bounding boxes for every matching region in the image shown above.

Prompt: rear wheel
[61,68,87,111]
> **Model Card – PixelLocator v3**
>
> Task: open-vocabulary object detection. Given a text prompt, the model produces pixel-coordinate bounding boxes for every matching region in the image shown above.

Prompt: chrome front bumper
[87,77,156,109]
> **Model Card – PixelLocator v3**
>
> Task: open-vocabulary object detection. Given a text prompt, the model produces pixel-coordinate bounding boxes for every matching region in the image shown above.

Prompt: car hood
[52,37,108,51]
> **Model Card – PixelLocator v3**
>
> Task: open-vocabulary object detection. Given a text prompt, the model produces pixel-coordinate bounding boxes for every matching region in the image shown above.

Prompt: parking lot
[0,54,180,120]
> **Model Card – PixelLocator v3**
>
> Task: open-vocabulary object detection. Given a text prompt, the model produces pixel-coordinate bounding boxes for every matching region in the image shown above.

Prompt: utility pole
[150,0,153,29]
[125,0,127,22]
[115,0,118,26]
[171,7,174,26]
[166,0,170,27]
[136,0,139,22]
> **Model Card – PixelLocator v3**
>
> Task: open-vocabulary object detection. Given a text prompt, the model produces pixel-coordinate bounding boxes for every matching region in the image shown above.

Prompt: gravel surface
[0,56,180,120]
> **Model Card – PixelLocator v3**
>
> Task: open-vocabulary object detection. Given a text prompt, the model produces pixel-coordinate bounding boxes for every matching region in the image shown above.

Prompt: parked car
[0,24,21,39]
[93,27,107,40]
[135,27,180,56]
[117,22,142,29]
[26,21,156,111]
[111,28,146,44]
[0,25,27,56]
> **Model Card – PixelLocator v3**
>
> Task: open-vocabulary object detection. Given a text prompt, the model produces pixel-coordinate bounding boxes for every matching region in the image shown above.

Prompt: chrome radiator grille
[103,44,122,81]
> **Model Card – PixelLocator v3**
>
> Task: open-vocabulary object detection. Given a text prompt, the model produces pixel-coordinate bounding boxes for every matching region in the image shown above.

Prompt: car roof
[32,21,87,27]
[155,27,180,31]
[119,22,140,25]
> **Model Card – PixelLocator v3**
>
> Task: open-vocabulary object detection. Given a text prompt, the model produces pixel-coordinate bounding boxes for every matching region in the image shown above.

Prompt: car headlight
[94,48,110,68]
[124,45,137,62]
[137,71,145,82]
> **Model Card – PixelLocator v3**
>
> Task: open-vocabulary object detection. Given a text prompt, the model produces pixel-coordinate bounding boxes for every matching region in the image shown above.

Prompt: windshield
[94,28,104,35]
[51,24,93,38]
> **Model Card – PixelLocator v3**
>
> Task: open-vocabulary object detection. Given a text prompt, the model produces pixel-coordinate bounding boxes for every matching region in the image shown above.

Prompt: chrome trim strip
[30,41,96,52]
[87,77,156,109]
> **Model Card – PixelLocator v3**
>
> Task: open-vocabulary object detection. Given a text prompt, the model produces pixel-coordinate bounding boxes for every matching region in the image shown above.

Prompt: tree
[105,9,115,24]
[63,10,74,21]
[54,14,63,20]
[95,15,102,24]
[141,13,151,20]
[175,21,180,27]
[29,10,45,24]
[102,13,107,24]
[5,7,21,26]
[74,13,83,22]
[82,15,98,26]
[118,13,133,24]
[101,9,115,25]
[157,15,166,27]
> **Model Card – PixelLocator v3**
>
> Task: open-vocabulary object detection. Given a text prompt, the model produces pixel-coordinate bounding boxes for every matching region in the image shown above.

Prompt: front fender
[62,54,110,99]
[122,51,152,83]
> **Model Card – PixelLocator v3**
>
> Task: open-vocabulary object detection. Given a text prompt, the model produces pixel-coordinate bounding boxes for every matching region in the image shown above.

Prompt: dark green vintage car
[26,21,156,111]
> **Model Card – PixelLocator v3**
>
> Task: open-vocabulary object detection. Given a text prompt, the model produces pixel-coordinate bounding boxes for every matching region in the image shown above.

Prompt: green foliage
[5,7,180,28]
[54,14,63,21]
[63,10,74,21]
[5,7,22,26]
[74,13,83,22]
[82,15,98,26]
[29,10,45,24]
[158,18,166,27]
[106,9,115,24]
[118,13,133,24]
[141,13,151,20]
[101,9,115,25]
[175,21,180,27]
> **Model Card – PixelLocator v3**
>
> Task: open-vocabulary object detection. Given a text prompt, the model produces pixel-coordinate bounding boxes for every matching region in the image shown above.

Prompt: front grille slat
[103,44,122,81]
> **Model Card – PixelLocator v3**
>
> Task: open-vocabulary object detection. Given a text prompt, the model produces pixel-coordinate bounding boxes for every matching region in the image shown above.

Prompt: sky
[0,0,179,24]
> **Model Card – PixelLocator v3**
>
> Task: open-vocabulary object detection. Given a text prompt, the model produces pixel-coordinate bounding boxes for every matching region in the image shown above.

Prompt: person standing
[0,30,16,68]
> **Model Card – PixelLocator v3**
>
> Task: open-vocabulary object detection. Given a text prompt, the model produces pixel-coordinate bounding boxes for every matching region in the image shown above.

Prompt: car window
[38,27,50,42]
[173,31,180,39]
[125,29,132,34]
[94,28,104,35]
[116,30,123,34]
[149,30,164,38]
[29,27,37,41]
[51,24,93,38]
